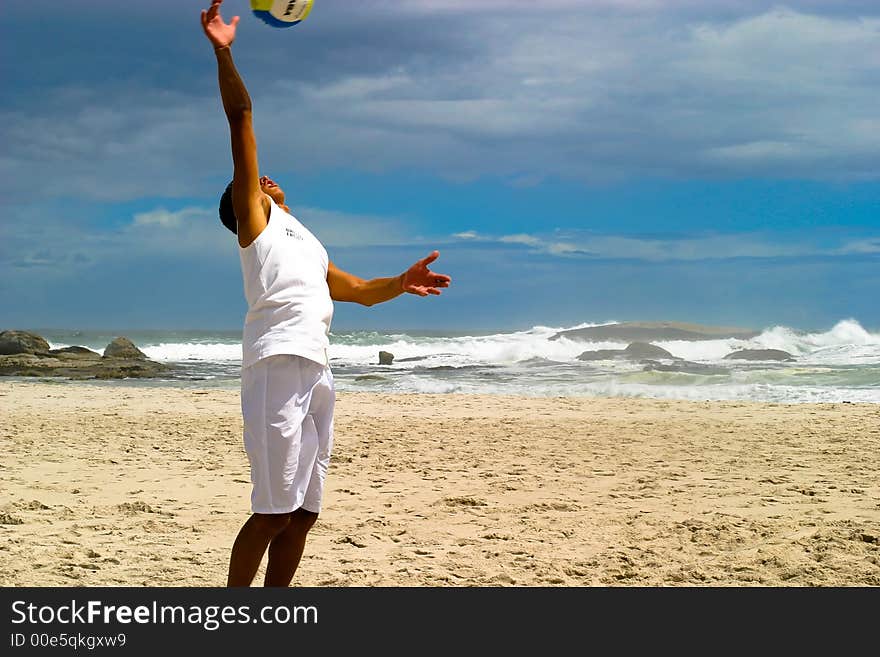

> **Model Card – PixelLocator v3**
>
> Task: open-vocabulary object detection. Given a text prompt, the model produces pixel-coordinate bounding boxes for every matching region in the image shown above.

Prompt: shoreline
[1,381,878,586]
[3,376,879,406]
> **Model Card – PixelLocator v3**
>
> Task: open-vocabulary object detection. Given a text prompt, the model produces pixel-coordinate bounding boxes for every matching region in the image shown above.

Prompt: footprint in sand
[0,512,24,525]
[439,496,488,507]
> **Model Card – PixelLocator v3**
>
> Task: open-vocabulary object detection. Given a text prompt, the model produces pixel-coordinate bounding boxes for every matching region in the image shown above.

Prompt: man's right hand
[201,0,239,50]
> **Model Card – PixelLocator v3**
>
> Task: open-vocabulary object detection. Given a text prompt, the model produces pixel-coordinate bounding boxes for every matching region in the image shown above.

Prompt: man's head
[218,176,287,234]
[259,175,285,206]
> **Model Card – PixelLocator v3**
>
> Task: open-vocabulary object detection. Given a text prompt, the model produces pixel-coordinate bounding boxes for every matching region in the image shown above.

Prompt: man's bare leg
[263,509,319,587]
[227,513,292,586]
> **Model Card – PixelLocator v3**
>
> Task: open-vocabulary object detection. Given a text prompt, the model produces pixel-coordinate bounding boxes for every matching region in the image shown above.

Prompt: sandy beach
[1,380,878,586]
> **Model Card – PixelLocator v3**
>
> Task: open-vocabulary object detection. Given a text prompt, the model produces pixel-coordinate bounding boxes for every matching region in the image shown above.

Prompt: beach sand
[1,381,878,586]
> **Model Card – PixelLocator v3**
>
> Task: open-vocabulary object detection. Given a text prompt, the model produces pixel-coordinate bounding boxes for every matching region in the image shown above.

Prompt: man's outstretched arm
[328,251,452,306]
[202,0,267,248]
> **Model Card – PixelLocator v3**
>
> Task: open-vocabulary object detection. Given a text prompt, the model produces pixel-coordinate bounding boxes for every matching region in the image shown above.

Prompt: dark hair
[218,181,237,234]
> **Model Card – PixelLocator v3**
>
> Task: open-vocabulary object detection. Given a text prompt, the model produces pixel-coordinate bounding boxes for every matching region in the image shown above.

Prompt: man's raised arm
[201,0,267,248]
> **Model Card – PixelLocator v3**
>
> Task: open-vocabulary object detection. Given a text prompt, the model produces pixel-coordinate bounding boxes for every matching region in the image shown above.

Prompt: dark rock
[103,337,147,360]
[378,351,394,365]
[90,363,168,379]
[0,330,51,355]
[0,345,170,379]
[723,349,795,362]
[397,353,460,363]
[49,346,102,360]
[552,321,759,343]
[578,342,679,362]
[577,349,627,361]
[623,342,677,360]
[642,360,730,375]
[355,374,389,382]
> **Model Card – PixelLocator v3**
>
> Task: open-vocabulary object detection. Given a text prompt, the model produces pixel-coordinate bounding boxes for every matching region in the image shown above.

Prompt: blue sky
[1,0,878,332]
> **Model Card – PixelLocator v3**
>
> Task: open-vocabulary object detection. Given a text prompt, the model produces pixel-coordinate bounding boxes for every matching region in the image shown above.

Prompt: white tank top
[239,197,333,369]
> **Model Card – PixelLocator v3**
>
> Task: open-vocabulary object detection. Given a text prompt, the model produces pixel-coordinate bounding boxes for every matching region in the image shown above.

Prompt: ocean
[28,319,880,404]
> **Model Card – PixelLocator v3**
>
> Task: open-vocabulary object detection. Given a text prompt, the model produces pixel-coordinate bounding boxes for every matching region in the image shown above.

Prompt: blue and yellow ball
[250,0,314,28]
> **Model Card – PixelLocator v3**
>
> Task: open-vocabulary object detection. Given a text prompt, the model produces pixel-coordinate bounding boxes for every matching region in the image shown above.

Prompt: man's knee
[250,512,292,536]
[292,508,319,531]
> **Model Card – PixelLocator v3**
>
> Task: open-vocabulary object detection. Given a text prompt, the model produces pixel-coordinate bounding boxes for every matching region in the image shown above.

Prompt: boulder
[0,353,170,379]
[103,337,147,360]
[396,355,428,363]
[49,346,101,360]
[577,349,627,361]
[0,335,170,379]
[578,342,679,362]
[552,321,759,343]
[0,330,50,355]
[623,342,677,360]
[378,350,394,365]
[642,360,730,375]
[723,349,795,362]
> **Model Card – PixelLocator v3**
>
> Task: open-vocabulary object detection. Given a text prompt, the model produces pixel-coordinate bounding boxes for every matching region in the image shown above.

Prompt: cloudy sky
[1,0,878,331]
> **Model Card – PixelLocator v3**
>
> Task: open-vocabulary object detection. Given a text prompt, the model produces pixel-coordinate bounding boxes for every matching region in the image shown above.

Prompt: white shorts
[240,354,335,515]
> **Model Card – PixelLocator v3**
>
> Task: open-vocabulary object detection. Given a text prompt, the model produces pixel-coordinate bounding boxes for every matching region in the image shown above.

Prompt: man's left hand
[401,251,452,297]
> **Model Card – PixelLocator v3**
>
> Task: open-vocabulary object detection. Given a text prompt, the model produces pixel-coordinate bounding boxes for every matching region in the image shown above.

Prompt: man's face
[259,175,285,205]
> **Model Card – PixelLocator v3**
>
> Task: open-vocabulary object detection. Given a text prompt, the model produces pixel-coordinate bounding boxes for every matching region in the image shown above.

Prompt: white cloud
[836,238,880,255]
[299,74,411,101]
[2,5,880,206]
[499,234,543,247]
[499,233,586,255]
[0,201,416,279]
[132,207,207,229]
[262,7,880,181]
[468,229,880,261]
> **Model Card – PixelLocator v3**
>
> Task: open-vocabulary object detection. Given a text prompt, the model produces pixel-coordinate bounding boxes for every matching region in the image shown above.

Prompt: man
[201,0,452,587]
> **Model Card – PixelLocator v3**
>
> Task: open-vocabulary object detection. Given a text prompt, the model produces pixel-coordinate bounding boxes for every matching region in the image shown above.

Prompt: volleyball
[250,0,314,28]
